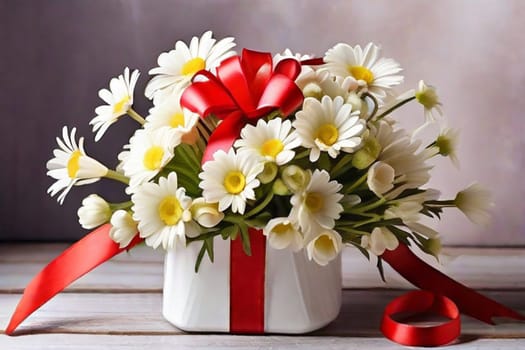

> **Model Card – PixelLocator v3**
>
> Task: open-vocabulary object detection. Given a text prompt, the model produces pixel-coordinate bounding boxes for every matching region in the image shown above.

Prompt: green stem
[425,199,455,206]
[362,92,379,121]
[344,172,368,193]
[105,169,130,185]
[127,108,146,125]
[331,154,353,177]
[245,191,274,218]
[295,150,310,159]
[375,96,415,120]
[351,197,386,213]
[109,201,133,211]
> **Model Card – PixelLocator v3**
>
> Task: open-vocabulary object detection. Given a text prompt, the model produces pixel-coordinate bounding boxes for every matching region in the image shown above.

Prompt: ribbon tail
[381,244,525,324]
[5,224,142,335]
[201,111,246,164]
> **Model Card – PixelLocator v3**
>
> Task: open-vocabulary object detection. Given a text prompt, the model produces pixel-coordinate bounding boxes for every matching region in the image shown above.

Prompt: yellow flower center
[272,222,293,236]
[348,65,374,84]
[315,234,334,254]
[143,146,164,170]
[113,95,131,114]
[169,112,185,128]
[316,123,339,146]
[224,171,246,194]
[305,192,324,213]
[158,196,183,226]
[67,150,82,178]
[260,139,284,158]
[181,57,206,76]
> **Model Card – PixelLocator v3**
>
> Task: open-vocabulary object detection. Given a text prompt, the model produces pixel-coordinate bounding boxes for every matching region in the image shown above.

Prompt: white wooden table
[1,244,524,349]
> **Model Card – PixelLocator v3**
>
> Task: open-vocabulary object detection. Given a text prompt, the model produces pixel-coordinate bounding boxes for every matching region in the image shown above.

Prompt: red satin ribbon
[381,244,525,345]
[230,228,266,333]
[5,224,142,335]
[381,291,460,346]
[181,49,304,162]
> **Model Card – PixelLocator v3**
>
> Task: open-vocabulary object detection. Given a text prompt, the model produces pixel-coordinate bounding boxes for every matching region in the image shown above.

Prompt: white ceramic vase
[162,235,342,334]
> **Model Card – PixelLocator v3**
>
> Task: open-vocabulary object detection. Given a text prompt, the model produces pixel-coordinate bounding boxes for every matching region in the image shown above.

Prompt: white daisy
[77,194,111,229]
[235,118,300,165]
[454,183,493,226]
[323,43,403,101]
[373,120,433,199]
[263,217,303,252]
[90,67,140,141]
[144,96,200,145]
[306,229,343,266]
[199,149,264,215]
[109,210,138,248]
[273,48,311,65]
[415,80,443,123]
[295,68,358,101]
[290,169,344,240]
[121,128,177,190]
[145,31,236,105]
[132,172,199,250]
[360,227,399,256]
[46,126,108,204]
[294,96,365,161]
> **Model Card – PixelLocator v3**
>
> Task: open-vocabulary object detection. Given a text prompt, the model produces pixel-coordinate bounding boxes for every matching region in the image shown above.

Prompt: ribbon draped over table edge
[5,52,524,346]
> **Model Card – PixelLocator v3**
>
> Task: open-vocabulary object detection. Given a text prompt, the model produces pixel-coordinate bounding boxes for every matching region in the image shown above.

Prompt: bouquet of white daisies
[46,31,491,275]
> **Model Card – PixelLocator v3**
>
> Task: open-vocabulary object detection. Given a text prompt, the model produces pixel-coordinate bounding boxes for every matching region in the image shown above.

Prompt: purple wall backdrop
[1,0,524,245]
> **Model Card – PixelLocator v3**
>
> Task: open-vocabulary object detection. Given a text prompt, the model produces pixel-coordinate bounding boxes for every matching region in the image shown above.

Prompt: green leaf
[204,238,214,263]
[347,241,370,260]
[194,242,208,273]
[238,223,252,256]
[220,225,238,240]
[377,257,386,283]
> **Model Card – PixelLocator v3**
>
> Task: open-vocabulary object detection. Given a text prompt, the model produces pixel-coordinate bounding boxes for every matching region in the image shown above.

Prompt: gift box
[163,229,341,333]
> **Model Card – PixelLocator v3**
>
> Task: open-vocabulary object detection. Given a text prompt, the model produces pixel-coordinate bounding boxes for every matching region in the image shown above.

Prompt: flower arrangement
[47,31,490,275]
[8,31,524,347]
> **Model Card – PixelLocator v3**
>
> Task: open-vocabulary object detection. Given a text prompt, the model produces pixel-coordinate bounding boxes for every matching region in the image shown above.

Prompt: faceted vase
[162,234,342,333]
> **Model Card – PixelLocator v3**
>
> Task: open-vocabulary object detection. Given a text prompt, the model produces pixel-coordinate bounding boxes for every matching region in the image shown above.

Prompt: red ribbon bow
[181,49,304,163]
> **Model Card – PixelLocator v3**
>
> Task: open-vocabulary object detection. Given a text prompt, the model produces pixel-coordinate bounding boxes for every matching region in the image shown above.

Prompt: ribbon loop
[181,49,304,163]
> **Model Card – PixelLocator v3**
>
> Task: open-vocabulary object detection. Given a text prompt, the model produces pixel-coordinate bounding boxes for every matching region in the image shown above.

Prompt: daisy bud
[77,194,111,229]
[306,229,343,266]
[454,183,493,226]
[352,136,381,169]
[281,165,310,192]
[263,217,303,251]
[360,227,398,256]
[272,179,291,196]
[302,82,324,100]
[367,161,395,197]
[190,198,224,228]
[258,162,278,184]
[346,92,368,118]
[109,210,138,248]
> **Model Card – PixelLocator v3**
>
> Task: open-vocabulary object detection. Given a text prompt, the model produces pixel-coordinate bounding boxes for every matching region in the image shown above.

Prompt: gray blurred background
[1,0,524,245]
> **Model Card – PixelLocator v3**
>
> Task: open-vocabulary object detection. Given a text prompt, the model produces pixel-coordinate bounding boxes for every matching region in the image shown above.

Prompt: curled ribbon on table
[181,49,304,163]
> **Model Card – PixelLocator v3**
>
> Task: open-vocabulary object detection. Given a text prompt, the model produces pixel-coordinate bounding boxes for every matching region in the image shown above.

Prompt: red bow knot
[181,49,304,163]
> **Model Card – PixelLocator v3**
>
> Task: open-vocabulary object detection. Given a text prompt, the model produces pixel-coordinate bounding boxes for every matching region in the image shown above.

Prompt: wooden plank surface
[1,291,524,337]
[1,244,524,292]
[1,244,524,349]
[1,334,525,350]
